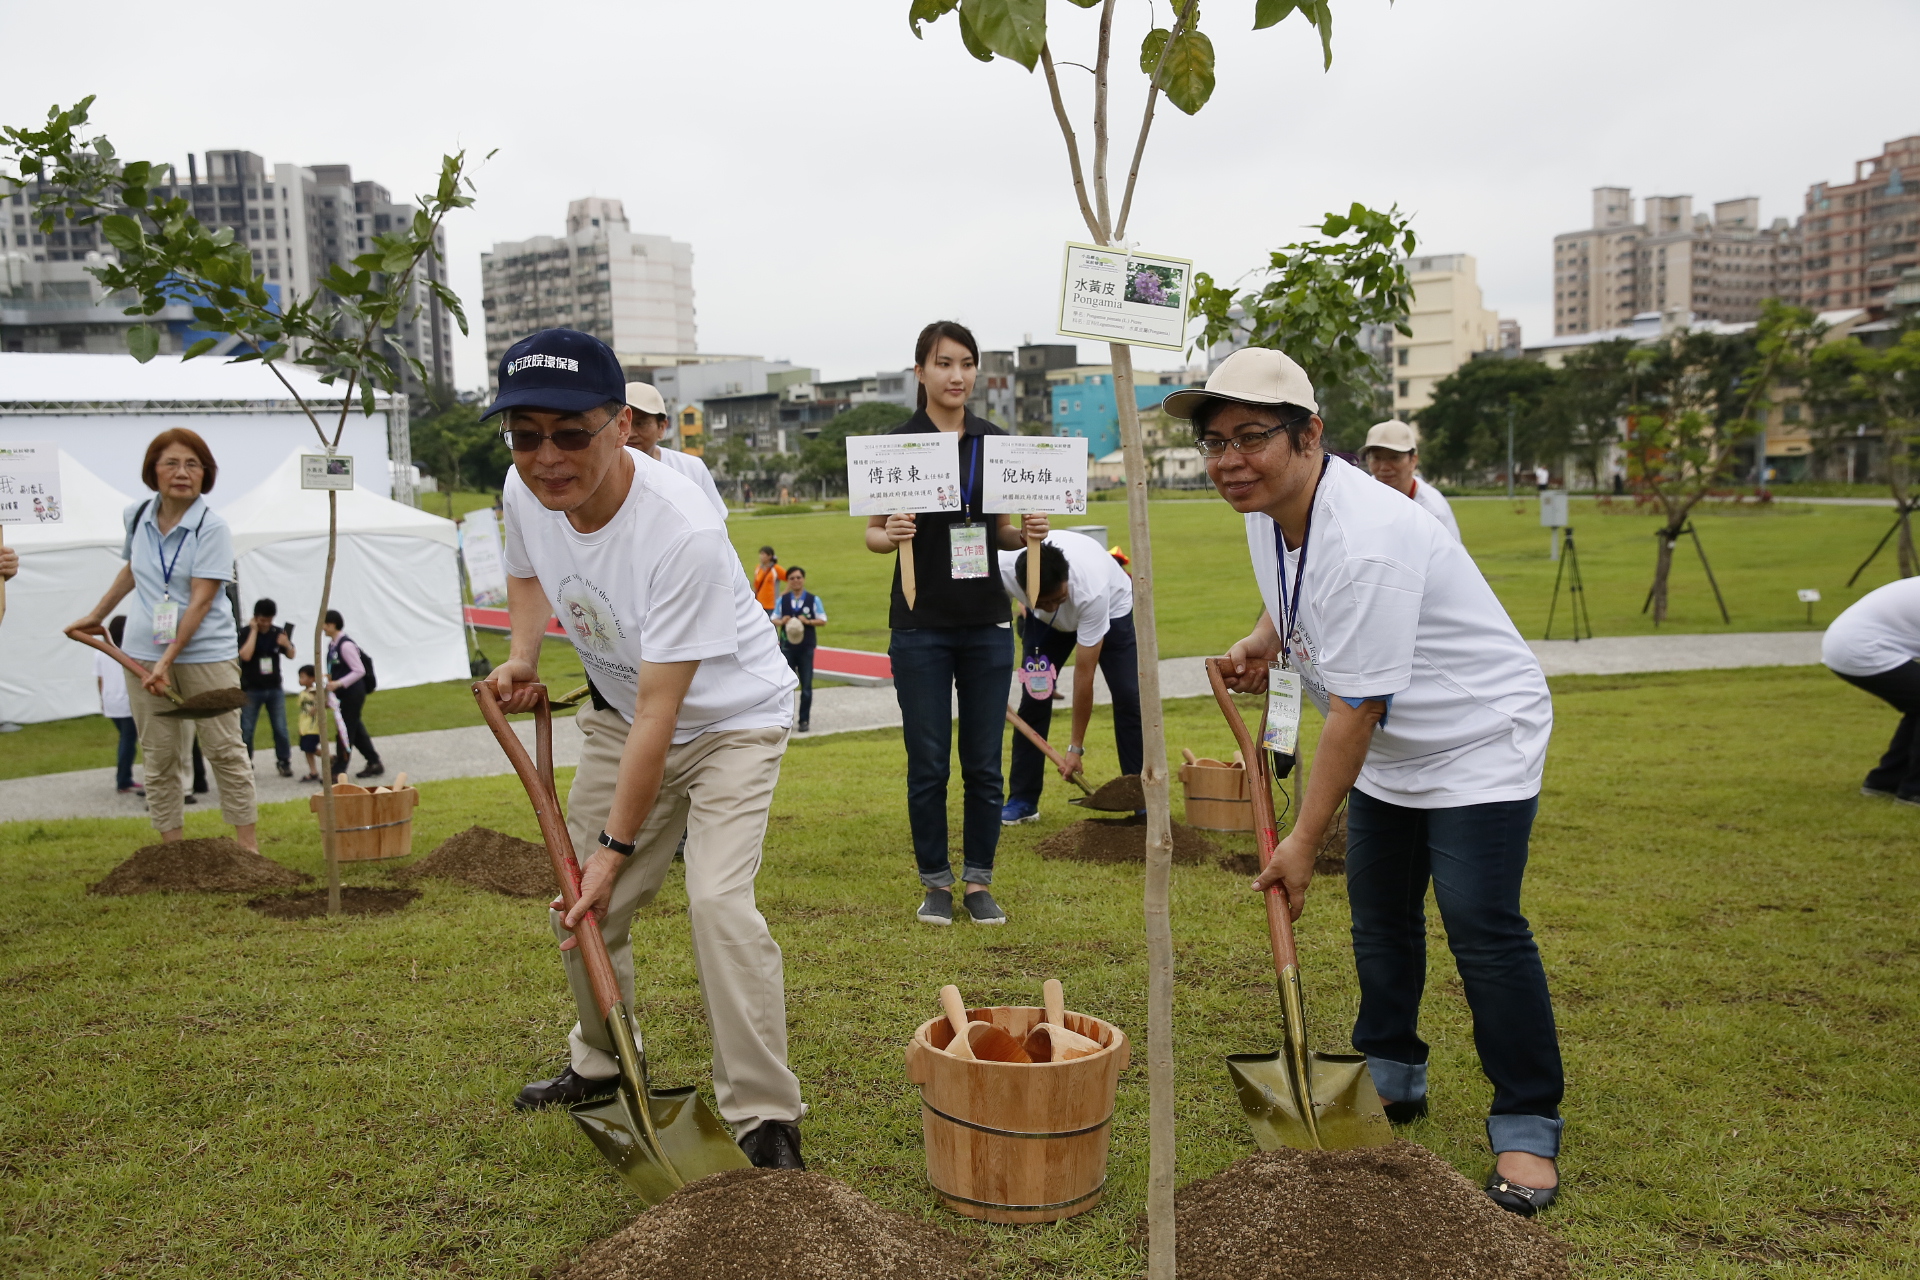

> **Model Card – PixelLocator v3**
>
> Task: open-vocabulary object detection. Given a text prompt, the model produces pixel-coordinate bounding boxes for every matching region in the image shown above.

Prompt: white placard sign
[460,509,509,608]
[0,442,62,524]
[982,435,1089,515]
[300,453,355,491]
[1057,241,1194,352]
[845,434,963,516]
[1539,490,1568,528]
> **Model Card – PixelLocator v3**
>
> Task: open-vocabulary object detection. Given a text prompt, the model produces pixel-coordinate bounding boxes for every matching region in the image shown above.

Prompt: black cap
[481,328,626,419]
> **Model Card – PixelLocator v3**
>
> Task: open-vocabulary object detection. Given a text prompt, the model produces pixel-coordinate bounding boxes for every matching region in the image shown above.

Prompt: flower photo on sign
[1126,262,1182,309]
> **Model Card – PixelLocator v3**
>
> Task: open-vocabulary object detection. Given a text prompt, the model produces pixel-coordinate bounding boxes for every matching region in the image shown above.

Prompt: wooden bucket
[1181,760,1254,831]
[904,1005,1129,1224]
[308,784,419,862]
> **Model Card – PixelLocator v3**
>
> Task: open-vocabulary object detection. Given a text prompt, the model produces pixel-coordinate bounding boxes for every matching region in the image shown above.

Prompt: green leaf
[126,325,159,363]
[1253,0,1297,28]
[1301,0,1334,68]
[181,337,217,361]
[959,0,1044,70]
[1061,0,1101,7]
[121,160,152,187]
[1140,27,1169,73]
[957,6,995,61]
[100,214,144,251]
[1158,29,1216,113]
[908,0,958,37]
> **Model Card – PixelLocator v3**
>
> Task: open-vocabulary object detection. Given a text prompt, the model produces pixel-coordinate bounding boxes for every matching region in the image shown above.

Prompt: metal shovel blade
[1227,1050,1393,1151]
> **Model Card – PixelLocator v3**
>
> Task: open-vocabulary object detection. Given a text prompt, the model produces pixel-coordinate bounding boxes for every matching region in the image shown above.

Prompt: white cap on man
[1364,420,1418,454]
[1163,347,1318,420]
[625,381,667,417]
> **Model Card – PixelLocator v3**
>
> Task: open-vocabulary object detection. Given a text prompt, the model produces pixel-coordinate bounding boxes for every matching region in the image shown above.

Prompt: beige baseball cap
[625,381,667,416]
[1163,347,1318,421]
[1363,420,1418,453]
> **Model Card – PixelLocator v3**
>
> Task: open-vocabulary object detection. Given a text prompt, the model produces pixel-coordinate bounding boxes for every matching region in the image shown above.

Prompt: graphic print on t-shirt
[557,574,630,674]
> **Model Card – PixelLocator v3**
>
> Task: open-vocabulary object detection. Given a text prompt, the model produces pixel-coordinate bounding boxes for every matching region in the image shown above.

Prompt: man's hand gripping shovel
[473,680,749,1203]
[1205,658,1392,1152]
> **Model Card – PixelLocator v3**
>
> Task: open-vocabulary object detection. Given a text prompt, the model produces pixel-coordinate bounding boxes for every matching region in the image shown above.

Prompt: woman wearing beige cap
[1362,419,1461,541]
[1170,347,1564,1217]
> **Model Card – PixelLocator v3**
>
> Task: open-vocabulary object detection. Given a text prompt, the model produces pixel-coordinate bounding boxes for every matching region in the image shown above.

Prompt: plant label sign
[0,442,62,524]
[846,434,963,516]
[1056,241,1193,352]
[460,509,509,608]
[301,453,355,491]
[983,436,1089,515]
[1539,490,1569,528]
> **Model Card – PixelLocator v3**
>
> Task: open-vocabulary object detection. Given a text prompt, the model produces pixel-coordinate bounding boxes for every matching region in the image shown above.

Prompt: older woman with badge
[69,428,257,851]
[1174,348,1565,1218]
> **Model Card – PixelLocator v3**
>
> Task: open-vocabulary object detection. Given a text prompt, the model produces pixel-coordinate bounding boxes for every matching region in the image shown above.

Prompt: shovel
[473,680,750,1204]
[66,627,246,719]
[1205,658,1391,1152]
[1004,708,1096,798]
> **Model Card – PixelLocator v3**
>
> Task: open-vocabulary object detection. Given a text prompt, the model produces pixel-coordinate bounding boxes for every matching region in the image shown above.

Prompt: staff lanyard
[1272,454,1330,653]
[152,507,206,600]
[960,432,980,520]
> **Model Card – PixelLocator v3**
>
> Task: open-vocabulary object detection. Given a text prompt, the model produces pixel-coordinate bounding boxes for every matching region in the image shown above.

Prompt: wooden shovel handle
[899,536,916,611]
[939,984,976,1060]
[1004,708,1095,795]
[65,626,185,705]
[473,681,620,1020]
[1204,658,1301,975]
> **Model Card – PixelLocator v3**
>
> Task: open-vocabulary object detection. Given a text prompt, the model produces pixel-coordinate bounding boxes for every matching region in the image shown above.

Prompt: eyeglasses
[500,408,623,453]
[156,457,205,472]
[1194,418,1308,459]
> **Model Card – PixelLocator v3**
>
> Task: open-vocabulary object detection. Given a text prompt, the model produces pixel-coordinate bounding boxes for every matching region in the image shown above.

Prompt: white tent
[222,451,465,693]
[0,454,135,724]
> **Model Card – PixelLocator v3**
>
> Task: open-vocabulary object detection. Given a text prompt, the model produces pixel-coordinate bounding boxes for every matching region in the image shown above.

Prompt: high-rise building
[1392,254,1501,418]
[1800,136,1920,314]
[480,198,695,386]
[1017,343,1079,428]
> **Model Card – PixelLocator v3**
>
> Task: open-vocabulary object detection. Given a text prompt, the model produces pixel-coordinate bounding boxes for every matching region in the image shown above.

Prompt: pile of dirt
[247,887,419,920]
[1218,807,1349,878]
[1036,815,1215,866]
[1174,1142,1569,1279]
[550,1169,979,1280]
[89,838,310,896]
[1077,773,1145,811]
[394,825,553,897]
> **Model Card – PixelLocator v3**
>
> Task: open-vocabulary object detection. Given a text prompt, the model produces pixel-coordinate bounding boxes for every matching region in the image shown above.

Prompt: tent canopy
[0,351,378,407]
[221,450,457,556]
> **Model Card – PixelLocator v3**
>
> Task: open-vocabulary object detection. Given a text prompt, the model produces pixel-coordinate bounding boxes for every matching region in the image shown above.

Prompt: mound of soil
[247,887,419,920]
[1036,815,1215,866]
[550,1169,979,1280]
[1174,1142,1569,1280]
[1217,807,1349,877]
[395,825,553,897]
[1077,773,1146,811]
[89,838,310,896]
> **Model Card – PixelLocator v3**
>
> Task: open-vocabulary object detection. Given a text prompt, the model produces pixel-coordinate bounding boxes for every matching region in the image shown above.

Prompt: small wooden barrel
[1181,760,1254,831]
[308,785,419,862]
[904,1005,1129,1224]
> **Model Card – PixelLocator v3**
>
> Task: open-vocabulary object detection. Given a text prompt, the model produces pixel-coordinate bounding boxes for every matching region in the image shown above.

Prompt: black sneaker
[963,889,1007,925]
[513,1066,619,1112]
[738,1119,805,1169]
[917,888,953,926]
[797,719,810,733]
[276,761,294,778]
[355,761,386,779]
[1862,784,1898,799]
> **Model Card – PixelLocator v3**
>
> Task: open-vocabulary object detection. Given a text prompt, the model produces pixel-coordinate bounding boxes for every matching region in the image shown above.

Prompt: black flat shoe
[738,1119,805,1169]
[513,1066,619,1112]
[1484,1167,1559,1217]
[1382,1095,1429,1124]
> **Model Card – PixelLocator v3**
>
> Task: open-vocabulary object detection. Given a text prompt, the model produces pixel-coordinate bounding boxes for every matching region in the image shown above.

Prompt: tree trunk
[316,487,341,916]
[1649,529,1677,626]
[1112,342,1176,1280]
[1892,449,1915,579]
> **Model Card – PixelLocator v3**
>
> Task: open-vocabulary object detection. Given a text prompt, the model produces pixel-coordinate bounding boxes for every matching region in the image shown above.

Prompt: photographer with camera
[238,597,297,778]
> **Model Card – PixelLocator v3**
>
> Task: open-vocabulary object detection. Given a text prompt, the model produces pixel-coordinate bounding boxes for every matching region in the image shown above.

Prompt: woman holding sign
[865,321,1044,927]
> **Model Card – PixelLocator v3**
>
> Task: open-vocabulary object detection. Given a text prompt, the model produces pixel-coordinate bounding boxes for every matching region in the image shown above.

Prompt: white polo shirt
[1409,477,1461,542]
[1822,577,1920,678]
[502,449,794,743]
[1244,455,1551,809]
[996,530,1133,647]
[653,446,728,520]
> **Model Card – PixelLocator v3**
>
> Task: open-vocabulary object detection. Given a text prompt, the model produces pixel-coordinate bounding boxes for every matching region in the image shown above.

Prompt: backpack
[330,634,379,693]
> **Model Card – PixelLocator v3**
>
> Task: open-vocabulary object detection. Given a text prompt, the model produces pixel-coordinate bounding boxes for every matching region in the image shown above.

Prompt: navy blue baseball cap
[481,328,627,419]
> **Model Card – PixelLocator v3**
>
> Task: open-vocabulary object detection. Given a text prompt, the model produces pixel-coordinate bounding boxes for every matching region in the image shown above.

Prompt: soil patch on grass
[549,1168,979,1280]
[1174,1142,1569,1279]
[1077,773,1145,811]
[88,838,309,896]
[1217,807,1348,877]
[1037,815,1214,866]
[394,825,552,897]
[246,887,419,920]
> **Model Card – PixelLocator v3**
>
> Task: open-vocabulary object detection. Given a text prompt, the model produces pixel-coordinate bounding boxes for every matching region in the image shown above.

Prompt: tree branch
[1041,42,1104,242]
[1114,0,1194,241]
[1091,0,1117,239]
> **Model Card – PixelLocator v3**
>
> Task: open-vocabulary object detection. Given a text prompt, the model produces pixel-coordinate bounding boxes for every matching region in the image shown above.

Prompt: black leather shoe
[513,1066,619,1112]
[1484,1167,1559,1217]
[355,761,386,779]
[738,1119,805,1169]
[1382,1095,1429,1124]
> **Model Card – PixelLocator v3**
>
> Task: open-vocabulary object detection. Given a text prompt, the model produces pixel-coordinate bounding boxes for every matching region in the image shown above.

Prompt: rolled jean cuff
[919,866,956,889]
[960,864,994,887]
[1487,1113,1563,1159]
[1366,1056,1427,1103]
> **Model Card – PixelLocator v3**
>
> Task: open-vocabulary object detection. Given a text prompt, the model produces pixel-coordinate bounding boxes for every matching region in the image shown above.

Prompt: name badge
[151,597,179,646]
[1262,663,1302,757]
[949,522,989,579]
[259,657,275,676]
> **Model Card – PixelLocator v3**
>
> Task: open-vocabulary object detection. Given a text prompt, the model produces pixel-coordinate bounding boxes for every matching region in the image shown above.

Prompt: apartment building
[1800,136,1920,313]
[1392,254,1500,418]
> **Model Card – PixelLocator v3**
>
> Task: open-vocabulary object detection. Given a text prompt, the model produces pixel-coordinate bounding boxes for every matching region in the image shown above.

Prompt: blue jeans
[240,688,291,767]
[1009,611,1143,807]
[889,624,1013,888]
[1345,787,1565,1158]
[112,716,138,790]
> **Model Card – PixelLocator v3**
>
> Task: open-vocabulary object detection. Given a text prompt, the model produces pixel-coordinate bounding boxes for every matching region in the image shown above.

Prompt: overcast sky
[6,0,1915,389]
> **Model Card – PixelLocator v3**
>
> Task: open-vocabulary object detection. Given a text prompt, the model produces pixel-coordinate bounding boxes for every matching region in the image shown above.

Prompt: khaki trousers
[125,661,256,833]
[557,705,803,1131]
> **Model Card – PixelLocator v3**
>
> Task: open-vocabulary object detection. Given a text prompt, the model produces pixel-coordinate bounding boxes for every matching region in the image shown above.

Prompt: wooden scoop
[939,984,1032,1063]
[1023,978,1104,1063]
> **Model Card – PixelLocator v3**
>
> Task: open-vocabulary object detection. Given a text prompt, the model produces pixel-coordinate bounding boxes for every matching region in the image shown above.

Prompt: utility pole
[1506,399,1516,501]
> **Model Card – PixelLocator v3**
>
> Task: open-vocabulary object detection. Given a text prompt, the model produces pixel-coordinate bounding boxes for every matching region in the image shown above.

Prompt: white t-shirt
[1822,577,1920,677]
[1244,455,1551,809]
[1409,477,1461,543]
[502,449,794,743]
[996,530,1133,648]
[95,650,131,719]
[653,446,728,520]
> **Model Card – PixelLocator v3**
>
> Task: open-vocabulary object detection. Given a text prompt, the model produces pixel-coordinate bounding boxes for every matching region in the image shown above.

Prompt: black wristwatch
[597,830,636,857]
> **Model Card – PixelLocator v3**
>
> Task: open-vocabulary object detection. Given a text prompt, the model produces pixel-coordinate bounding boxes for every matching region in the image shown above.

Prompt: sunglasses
[500,408,623,453]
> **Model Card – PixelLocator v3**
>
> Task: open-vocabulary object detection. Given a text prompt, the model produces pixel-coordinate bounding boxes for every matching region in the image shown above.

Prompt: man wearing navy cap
[479,329,807,1169]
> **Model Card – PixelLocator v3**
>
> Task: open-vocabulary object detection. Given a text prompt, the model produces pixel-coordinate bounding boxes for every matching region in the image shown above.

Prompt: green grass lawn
[3,668,1917,1277]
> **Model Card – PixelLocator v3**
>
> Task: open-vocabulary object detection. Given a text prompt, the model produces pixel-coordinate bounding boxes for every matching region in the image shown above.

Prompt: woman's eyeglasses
[1194,417,1307,459]
[500,409,621,453]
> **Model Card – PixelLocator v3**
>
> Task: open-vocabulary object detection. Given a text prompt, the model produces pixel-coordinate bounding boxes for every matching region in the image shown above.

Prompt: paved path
[0,631,1826,823]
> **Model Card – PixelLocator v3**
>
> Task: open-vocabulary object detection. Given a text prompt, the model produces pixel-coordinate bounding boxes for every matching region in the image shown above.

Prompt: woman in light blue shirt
[71,428,257,849]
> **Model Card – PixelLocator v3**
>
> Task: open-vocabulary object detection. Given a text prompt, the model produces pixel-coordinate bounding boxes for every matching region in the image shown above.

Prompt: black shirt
[238,624,289,691]
[887,410,1011,630]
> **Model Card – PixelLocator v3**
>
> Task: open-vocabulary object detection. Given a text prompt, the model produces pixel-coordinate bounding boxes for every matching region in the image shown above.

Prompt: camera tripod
[1544,525,1592,642]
